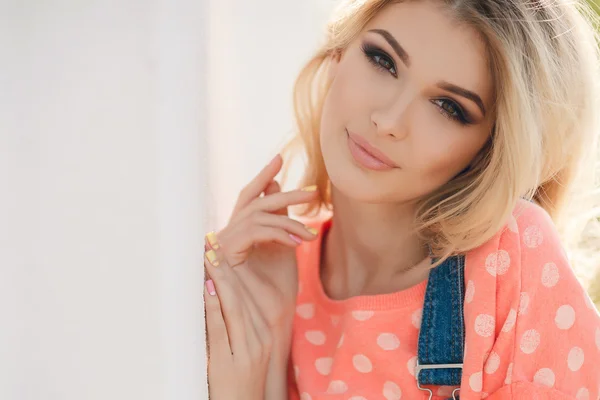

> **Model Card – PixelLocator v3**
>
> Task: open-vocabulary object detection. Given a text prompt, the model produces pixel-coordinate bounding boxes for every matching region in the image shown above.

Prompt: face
[320,0,495,204]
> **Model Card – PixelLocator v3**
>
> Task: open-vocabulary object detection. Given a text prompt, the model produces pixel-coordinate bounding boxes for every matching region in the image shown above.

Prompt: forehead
[363,1,494,107]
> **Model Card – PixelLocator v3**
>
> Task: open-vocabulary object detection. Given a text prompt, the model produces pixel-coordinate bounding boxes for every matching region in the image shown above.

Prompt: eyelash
[360,42,471,125]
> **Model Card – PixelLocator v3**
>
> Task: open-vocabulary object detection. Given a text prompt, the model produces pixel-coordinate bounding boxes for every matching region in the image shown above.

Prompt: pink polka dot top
[287,200,600,399]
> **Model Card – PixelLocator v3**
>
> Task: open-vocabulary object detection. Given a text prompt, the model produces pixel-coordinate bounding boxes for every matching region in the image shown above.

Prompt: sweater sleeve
[487,202,600,400]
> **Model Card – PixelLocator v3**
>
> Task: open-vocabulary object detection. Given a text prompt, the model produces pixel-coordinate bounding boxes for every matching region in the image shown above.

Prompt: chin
[323,156,396,204]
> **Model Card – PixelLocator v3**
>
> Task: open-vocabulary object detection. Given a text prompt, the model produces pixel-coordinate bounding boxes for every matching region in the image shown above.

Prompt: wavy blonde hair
[282,0,600,262]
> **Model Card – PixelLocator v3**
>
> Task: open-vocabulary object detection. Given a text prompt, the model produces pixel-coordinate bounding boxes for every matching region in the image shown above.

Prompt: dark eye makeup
[360,41,472,125]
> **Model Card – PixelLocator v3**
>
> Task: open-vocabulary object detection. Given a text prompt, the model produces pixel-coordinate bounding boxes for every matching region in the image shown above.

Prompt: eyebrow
[368,29,411,68]
[437,81,487,116]
[367,28,487,116]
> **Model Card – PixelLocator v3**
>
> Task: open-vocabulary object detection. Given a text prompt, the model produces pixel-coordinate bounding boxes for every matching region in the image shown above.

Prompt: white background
[1,0,335,399]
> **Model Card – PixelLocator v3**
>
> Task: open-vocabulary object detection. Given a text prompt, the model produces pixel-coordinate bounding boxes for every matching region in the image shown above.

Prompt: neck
[321,185,430,298]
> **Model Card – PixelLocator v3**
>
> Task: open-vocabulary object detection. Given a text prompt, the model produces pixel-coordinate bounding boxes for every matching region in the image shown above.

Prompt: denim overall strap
[415,254,465,399]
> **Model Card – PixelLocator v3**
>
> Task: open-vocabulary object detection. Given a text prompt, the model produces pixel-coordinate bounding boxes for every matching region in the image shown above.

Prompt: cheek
[410,128,478,181]
[323,58,376,121]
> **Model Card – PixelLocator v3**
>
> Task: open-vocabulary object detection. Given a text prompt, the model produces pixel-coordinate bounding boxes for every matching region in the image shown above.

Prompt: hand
[205,154,319,332]
[204,154,319,399]
[204,243,271,400]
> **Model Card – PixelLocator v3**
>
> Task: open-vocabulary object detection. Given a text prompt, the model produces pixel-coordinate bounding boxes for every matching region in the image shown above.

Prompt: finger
[204,278,232,358]
[218,224,306,267]
[263,180,287,216]
[204,248,248,356]
[256,212,318,241]
[263,180,279,196]
[231,154,283,217]
[236,188,318,221]
[206,246,263,362]
[225,212,317,251]
[205,231,221,251]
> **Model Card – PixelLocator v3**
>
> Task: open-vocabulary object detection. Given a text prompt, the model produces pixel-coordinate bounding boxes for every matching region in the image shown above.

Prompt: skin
[319,0,496,300]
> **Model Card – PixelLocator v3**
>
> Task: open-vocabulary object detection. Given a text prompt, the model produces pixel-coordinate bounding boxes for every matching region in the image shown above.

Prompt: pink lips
[346,130,399,171]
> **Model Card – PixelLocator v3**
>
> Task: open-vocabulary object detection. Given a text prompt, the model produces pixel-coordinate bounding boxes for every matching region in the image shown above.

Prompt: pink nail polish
[205,279,216,296]
[289,234,303,244]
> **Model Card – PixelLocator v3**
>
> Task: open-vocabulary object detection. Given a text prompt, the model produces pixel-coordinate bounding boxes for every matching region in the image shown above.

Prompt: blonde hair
[282,0,600,263]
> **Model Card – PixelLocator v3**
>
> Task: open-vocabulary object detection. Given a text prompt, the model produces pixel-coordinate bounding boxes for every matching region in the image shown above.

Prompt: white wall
[1,0,208,399]
[207,0,336,228]
[1,0,336,398]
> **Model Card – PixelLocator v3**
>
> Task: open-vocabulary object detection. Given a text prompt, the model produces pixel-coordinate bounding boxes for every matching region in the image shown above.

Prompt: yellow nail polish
[206,231,220,249]
[300,185,317,192]
[306,226,318,236]
[205,249,220,267]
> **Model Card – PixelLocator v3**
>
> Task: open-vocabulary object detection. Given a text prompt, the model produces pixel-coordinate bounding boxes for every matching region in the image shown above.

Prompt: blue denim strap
[416,254,465,389]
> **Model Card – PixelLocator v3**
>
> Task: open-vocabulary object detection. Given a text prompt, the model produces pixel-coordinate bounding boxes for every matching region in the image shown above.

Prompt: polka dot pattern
[555,305,576,330]
[406,356,417,377]
[469,371,483,392]
[437,386,455,397]
[576,387,590,400]
[484,351,500,374]
[315,357,333,375]
[505,363,513,385]
[383,381,402,400]
[337,333,344,349]
[568,347,585,372]
[352,354,373,373]
[305,330,326,345]
[520,329,541,354]
[533,368,555,387]
[326,380,347,394]
[465,280,475,303]
[411,308,422,329]
[377,333,400,350]
[352,311,374,321]
[518,292,530,315]
[542,262,559,288]
[501,309,517,332]
[475,314,495,337]
[485,250,510,276]
[296,303,315,319]
[289,202,600,400]
[523,225,543,248]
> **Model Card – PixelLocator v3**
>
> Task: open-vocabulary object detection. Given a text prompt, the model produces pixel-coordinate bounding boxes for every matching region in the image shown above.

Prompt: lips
[346,130,399,170]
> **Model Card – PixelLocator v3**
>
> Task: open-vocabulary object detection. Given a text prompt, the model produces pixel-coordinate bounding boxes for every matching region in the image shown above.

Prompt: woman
[204,0,600,399]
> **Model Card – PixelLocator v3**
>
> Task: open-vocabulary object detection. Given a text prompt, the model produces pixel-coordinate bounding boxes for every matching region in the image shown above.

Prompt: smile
[346,130,399,171]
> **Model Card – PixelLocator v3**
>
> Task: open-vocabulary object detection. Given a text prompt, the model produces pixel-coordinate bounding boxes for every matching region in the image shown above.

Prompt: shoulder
[462,199,600,398]
[465,199,572,290]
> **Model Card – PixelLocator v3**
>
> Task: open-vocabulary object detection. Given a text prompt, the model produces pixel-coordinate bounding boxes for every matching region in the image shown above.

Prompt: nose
[371,92,413,140]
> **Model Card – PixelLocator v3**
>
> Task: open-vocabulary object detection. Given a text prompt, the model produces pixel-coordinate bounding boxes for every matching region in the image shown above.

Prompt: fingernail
[305,226,318,236]
[205,249,220,267]
[205,231,220,250]
[289,234,303,244]
[300,185,317,192]
[270,154,281,164]
[205,279,216,296]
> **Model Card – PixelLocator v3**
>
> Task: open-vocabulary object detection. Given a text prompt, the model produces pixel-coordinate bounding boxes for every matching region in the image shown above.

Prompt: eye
[361,43,397,78]
[432,98,471,125]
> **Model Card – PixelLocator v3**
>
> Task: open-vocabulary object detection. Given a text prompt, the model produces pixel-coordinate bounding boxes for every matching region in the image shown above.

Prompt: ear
[327,49,343,82]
